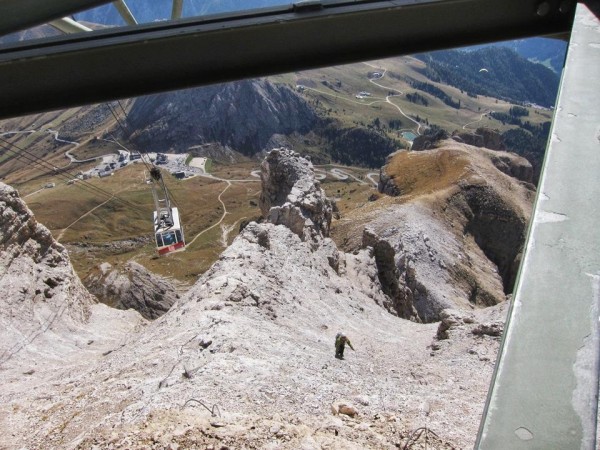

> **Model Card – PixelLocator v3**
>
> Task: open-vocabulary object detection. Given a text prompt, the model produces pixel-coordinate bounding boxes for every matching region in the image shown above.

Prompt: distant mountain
[416,47,560,107]
[0,24,60,44]
[126,79,319,156]
[75,0,288,25]
[465,37,567,74]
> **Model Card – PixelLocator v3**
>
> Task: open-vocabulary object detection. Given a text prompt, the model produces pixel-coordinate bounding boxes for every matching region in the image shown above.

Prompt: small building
[130,152,141,161]
[173,171,186,180]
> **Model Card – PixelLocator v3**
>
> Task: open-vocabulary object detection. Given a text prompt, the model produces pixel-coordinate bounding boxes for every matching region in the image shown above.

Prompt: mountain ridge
[416,46,560,107]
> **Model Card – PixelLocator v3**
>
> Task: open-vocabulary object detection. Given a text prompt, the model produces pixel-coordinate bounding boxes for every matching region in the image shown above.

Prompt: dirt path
[364,62,422,135]
[462,109,492,129]
[366,172,379,187]
[55,193,118,242]
[186,180,232,248]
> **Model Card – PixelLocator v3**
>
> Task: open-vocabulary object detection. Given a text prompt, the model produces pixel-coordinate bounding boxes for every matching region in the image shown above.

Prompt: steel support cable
[0,137,149,214]
[0,141,147,214]
[164,184,181,209]
[106,102,129,135]
[116,100,129,123]
[140,150,181,210]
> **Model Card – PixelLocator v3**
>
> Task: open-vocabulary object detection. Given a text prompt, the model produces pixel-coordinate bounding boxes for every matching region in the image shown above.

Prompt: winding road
[300,62,423,137]
[364,62,423,135]
[462,109,492,130]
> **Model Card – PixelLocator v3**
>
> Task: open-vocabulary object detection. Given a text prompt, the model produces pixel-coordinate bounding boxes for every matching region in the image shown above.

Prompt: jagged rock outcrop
[127,80,319,156]
[451,127,504,150]
[377,153,403,196]
[411,128,449,150]
[488,153,533,184]
[0,183,96,363]
[260,148,334,244]
[84,261,180,320]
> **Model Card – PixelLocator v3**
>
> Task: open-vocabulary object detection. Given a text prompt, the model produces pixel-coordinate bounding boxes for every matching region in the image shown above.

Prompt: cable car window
[156,234,164,247]
[161,231,176,245]
[175,230,182,242]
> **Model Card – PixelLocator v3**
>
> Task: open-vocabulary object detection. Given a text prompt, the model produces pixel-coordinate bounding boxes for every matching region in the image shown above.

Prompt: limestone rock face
[0,183,96,363]
[0,154,505,450]
[260,148,334,243]
[377,155,403,197]
[85,261,179,320]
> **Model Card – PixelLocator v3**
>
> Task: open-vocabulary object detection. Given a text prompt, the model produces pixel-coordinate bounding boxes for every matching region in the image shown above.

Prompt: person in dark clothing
[335,332,355,359]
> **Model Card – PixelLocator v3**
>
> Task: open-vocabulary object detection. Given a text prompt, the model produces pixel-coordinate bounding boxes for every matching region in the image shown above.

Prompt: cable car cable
[0,141,147,214]
[106,102,128,136]
[0,137,149,214]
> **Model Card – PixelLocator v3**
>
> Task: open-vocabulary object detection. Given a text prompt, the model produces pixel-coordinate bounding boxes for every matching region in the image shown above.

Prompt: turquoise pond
[401,131,417,141]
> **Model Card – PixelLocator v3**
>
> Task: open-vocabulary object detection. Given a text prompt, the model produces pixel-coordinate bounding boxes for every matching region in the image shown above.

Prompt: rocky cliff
[0,183,95,364]
[127,79,319,156]
[0,152,508,449]
[338,140,534,322]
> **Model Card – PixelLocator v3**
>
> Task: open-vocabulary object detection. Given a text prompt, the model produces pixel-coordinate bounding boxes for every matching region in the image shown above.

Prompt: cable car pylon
[149,166,185,255]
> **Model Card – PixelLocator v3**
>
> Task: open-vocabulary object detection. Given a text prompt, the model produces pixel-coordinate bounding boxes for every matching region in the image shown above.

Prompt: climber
[335,332,355,359]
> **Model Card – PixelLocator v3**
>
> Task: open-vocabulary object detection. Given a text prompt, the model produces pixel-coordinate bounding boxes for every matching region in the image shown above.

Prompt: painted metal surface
[49,17,93,34]
[476,3,600,449]
[112,0,138,26]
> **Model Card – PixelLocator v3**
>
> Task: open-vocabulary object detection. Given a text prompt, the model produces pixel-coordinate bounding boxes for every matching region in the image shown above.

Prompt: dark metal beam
[0,0,112,36]
[0,0,575,119]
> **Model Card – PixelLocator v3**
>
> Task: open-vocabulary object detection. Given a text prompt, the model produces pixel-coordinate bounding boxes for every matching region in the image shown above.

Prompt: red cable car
[150,167,185,255]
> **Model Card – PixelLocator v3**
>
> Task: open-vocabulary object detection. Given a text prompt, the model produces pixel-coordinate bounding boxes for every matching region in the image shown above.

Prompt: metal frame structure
[0,1,598,447]
[0,0,577,119]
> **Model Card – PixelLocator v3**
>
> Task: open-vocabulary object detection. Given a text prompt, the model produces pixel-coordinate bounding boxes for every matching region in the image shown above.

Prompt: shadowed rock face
[451,128,504,151]
[260,148,334,243]
[457,184,528,293]
[85,261,179,320]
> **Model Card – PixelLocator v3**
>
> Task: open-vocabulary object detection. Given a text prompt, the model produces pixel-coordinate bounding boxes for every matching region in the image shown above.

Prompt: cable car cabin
[154,207,185,255]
